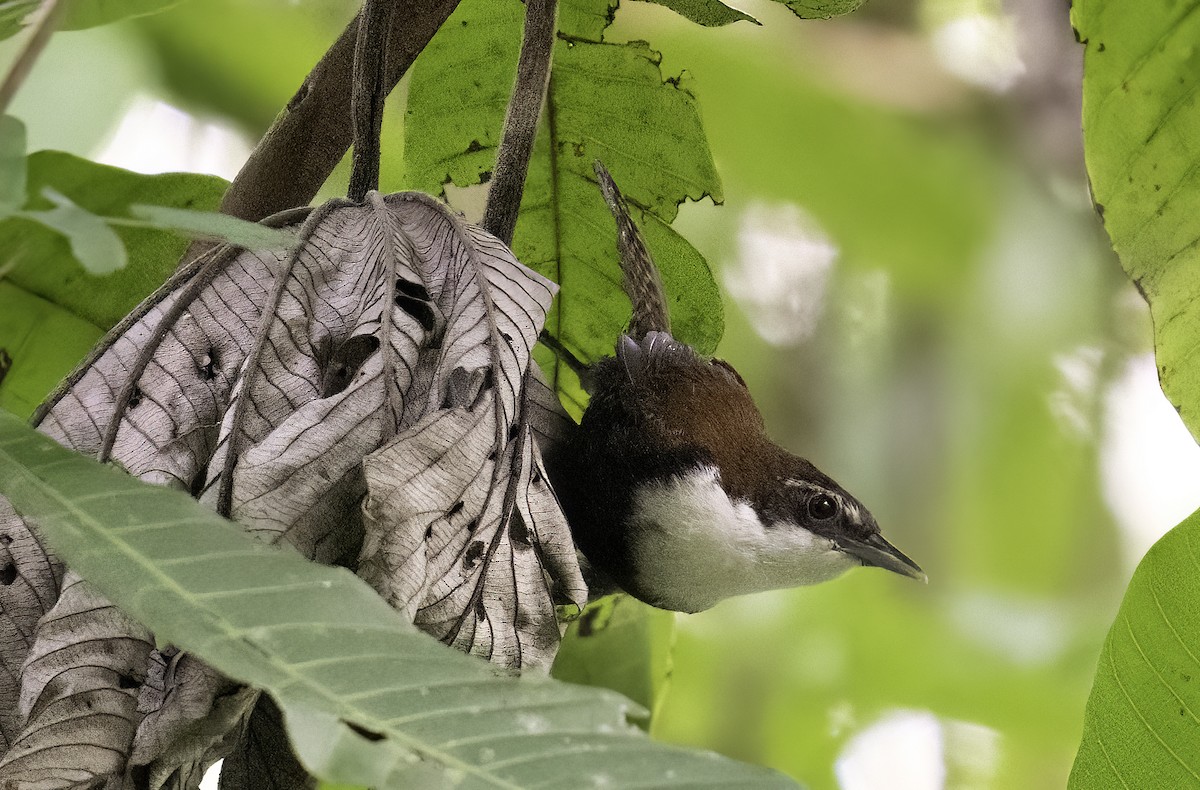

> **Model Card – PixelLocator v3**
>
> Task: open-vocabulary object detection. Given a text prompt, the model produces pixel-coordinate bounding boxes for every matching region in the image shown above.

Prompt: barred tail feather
[593,160,671,339]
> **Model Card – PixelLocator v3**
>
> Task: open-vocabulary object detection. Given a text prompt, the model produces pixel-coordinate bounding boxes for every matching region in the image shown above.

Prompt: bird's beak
[835,533,927,582]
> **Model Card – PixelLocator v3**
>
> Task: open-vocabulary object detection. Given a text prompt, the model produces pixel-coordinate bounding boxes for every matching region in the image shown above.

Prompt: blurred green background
[4,0,1196,787]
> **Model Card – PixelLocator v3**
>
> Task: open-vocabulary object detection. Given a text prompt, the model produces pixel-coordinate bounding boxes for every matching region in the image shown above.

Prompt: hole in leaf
[0,563,16,585]
[510,513,530,547]
[508,423,520,441]
[127,386,143,409]
[425,525,433,540]
[117,673,140,690]
[198,348,219,380]
[395,277,431,302]
[464,540,485,570]
[447,501,464,518]
[475,597,487,621]
[343,720,386,742]
[466,518,479,534]
[395,292,436,333]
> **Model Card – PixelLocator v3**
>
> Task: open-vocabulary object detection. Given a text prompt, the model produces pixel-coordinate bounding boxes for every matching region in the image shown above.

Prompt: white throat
[627,466,856,612]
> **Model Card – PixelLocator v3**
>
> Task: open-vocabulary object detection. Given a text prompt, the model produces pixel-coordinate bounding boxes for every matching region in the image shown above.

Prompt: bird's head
[597,332,924,612]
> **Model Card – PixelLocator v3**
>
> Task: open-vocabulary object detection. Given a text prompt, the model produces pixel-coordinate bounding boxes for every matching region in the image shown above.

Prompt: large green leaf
[405,0,723,408]
[0,0,185,40]
[1070,0,1200,783]
[0,411,799,788]
[1072,0,1200,439]
[1069,510,1200,788]
[0,152,226,418]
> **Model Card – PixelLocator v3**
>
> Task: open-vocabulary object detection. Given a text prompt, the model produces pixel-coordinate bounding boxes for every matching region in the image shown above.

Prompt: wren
[546,163,924,614]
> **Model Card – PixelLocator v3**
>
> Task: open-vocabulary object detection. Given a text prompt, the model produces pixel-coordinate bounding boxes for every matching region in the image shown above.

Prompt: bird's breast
[625,467,857,612]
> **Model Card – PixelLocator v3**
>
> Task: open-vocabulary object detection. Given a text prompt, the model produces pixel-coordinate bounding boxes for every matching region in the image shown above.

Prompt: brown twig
[481,0,557,246]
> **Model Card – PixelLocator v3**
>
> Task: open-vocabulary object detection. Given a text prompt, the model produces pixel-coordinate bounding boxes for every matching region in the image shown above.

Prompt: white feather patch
[628,467,856,612]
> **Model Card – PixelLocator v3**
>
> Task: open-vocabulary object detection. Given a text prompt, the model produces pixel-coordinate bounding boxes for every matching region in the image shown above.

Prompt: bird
[543,162,924,614]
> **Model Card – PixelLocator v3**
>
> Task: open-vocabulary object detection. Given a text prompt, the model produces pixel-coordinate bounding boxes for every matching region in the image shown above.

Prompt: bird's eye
[808,494,838,520]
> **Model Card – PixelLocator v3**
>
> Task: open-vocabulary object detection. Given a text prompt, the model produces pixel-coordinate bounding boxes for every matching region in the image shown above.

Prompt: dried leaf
[129,655,254,790]
[0,573,153,787]
[345,196,587,669]
[0,501,63,749]
[218,696,315,790]
[0,191,585,783]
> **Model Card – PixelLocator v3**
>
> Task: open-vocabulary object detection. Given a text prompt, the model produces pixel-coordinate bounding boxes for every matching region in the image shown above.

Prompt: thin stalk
[0,0,66,115]
[481,0,557,246]
[348,0,396,202]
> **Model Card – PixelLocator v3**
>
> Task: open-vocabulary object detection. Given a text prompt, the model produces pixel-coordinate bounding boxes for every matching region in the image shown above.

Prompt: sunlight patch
[1101,353,1200,570]
[1048,345,1103,440]
[92,94,252,180]
[930,13,1025,93]
[836,709,1000,790]
[725,203,837,346]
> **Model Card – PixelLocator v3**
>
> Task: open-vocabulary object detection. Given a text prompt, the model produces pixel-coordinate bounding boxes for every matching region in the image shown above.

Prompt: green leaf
[0,280,102,419]
[552,596,677,727]
[1069,510,1200,788]
[1072,0,1200,439]
[129,204,296,249]
[640,0,758,26]
[0,412,800,789]
[769,0,865,19]
[0,116,26,218]
[1070,1,1200,781]
[25,187,127,274]
[405,0,724,408]
[0,0,185,40]
[0,152,226,418]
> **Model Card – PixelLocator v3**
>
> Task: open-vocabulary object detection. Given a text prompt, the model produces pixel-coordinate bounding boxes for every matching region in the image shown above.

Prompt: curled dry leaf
[0,193,585,785]
[356,217,587,670]
[0,499,63,750]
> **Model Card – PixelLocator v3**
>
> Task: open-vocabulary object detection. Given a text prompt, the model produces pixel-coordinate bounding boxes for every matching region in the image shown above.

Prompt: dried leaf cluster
[0,193,586,787]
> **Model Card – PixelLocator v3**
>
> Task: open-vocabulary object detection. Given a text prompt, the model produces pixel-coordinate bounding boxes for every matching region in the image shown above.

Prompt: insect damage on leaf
[0,192,586,786]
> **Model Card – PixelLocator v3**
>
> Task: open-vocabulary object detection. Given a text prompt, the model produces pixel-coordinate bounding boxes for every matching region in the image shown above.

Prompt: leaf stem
[348,0,397,203]
[481,0,558,246]
[0,0,66,116]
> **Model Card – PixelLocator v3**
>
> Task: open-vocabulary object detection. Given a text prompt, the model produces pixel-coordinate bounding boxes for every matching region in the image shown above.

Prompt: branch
[480,0,557,246]
[220,0,460,222]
